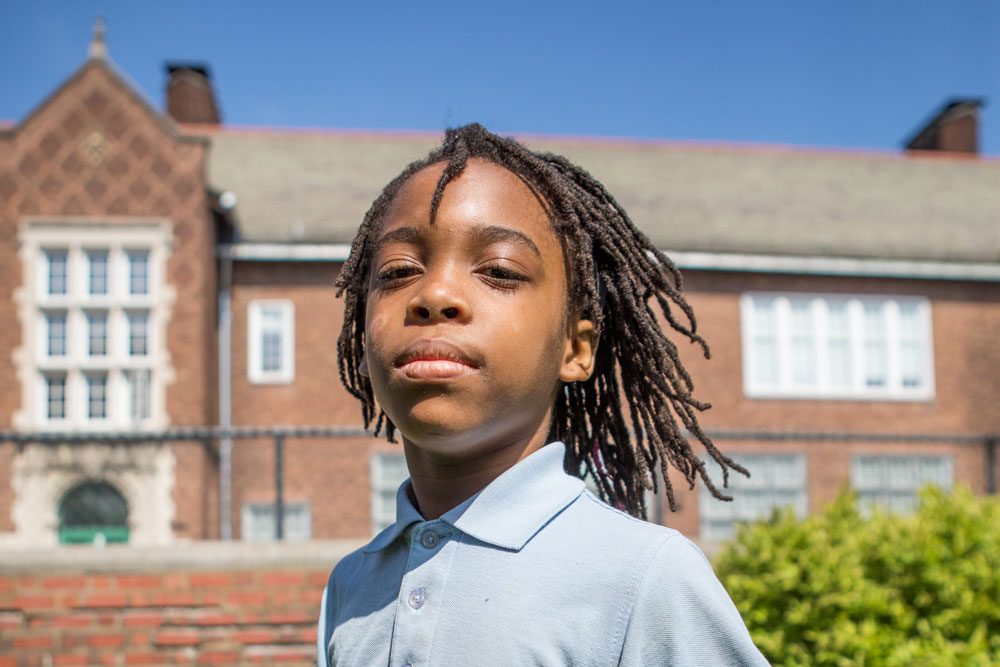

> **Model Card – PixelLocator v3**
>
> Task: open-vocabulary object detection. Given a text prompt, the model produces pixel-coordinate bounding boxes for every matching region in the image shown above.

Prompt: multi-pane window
[699,453,807,541]
[28,236,161,429]
[46,250,68,295]
[852,455,953,514]
[87,251,108,295]
[241,502,312,542]
[741,293,934,400]
[46,374,67,420]
[128,313,148,356]
[87,312,107,356]
[128,251,149,295]
[46,312,67,356]
[248,300,295,384]
[86,374,107,420]
[371,452,409,535]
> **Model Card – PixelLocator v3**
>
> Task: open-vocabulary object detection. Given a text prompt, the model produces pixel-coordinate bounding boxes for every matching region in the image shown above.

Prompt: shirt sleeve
[618,535,770,666]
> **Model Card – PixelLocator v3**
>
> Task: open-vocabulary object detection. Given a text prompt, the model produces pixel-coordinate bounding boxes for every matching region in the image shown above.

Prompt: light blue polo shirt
[318,442,769,666]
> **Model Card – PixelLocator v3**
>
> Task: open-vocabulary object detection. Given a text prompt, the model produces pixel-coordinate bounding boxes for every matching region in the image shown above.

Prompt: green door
[58,481,130,545]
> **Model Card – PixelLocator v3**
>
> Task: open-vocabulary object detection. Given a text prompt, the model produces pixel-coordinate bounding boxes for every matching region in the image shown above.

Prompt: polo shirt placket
[388,521,457,667]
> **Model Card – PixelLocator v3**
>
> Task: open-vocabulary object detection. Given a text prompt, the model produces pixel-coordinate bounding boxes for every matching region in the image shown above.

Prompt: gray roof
[207,130,1000,263]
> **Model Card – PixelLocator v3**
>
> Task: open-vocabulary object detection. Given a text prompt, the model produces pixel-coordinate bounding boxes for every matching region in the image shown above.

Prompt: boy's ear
[560,317,596,382]
[358,353,369,378]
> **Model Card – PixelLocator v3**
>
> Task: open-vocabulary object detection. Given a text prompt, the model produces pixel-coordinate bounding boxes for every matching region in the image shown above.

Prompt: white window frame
[851,454,953,515]
[15,219,173,432]
[247,300,295,384]
[240,501,312,542]
[44,373,68,421]
[85,373,109,421]
[740,292,935,401]
[127,311,149,357]
[87,250,109,296]
[371,451,409,535]
[127,250,150,296]
[45,311,68,357]
[86,311,108,357]
[45,250,68,296]
[699,453,808,541]
[125,368,151,423]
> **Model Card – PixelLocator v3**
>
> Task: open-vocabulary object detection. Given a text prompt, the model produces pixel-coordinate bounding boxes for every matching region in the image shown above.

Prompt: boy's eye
[478,263,528,290]
[375,264,421,286]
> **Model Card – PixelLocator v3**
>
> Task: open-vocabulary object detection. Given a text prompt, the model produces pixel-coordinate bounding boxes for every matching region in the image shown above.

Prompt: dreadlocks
[336,123,748,519]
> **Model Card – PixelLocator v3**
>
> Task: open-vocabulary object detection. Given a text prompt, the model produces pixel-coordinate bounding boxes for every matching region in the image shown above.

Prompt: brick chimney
[905,99,984,154]
[165,63,221,125]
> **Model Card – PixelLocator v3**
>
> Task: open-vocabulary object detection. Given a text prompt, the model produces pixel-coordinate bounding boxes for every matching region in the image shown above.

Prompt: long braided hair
[336,123,748,519]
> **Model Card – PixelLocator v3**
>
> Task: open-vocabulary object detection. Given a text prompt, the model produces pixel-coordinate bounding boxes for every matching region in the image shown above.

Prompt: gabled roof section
[0,57,206,145]
[206,129,1000,264]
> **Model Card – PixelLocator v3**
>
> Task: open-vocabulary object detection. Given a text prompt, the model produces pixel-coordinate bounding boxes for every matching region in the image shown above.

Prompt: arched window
[58,481,129,545]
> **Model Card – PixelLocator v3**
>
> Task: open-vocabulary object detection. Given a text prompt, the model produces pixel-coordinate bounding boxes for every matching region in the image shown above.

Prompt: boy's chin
[390,404,548,461]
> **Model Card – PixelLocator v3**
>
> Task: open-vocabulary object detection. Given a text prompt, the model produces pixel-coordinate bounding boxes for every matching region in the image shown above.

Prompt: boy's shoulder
[543,487,710,569]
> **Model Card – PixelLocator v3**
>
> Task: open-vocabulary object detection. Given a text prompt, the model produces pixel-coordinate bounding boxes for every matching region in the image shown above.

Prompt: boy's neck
[402,434,549,520]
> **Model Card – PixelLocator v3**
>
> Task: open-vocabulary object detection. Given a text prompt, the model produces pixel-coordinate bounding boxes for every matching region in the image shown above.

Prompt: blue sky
[2,1,998,154]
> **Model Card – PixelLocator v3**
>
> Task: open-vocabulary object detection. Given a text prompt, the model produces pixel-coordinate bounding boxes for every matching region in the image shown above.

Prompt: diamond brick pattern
[39,131,64,159]
[61,110,84,136]
[0,175,17,200]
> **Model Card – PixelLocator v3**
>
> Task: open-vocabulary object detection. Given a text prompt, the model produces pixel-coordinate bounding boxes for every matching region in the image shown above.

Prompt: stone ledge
[0,539,367,573]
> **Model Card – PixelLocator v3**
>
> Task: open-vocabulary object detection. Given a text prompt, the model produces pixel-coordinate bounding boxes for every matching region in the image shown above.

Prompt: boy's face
[362,159,594,464]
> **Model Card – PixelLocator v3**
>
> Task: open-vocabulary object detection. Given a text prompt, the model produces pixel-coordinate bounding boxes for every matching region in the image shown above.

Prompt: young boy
[318,124,769,666]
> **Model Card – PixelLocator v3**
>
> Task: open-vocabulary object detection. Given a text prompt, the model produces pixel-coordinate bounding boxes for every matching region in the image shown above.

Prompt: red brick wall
[228,261,400,539]
[659,270,1000,533]
[222,262,1000,540]
[229,262,358,427]
[1,564,332,666]
[676,270,1000,435]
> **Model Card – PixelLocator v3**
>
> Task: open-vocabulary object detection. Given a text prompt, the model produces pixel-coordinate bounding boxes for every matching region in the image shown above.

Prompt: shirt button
[408,587,427,609]
[420,530,440,549]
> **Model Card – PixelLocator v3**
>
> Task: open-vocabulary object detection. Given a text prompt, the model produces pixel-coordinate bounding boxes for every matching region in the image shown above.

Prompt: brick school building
[1,32,998,551]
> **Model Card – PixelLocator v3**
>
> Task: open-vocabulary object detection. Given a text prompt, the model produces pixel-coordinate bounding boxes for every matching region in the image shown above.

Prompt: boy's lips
[393,339,480,380]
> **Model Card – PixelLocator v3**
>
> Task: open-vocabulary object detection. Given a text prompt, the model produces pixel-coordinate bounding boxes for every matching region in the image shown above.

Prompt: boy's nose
[407,284,469,323]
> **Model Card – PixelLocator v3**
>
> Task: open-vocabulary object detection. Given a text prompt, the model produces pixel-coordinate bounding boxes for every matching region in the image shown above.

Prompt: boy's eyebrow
[471,225,542,259]
[374,226,424,254]
[374,225,543,260]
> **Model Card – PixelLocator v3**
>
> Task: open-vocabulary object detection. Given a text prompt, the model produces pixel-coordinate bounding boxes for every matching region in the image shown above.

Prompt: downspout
[214,190,238,541]
[218,250,233,540]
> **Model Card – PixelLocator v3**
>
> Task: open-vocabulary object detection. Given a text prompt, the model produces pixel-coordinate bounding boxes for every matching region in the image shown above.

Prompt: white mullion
[848,299,865,396]
[776,297,791,393]
[814,298,828,394]
[920,301,935,398]
[885,300,901,394]
[70,245,84,302]
[282,303,295,382]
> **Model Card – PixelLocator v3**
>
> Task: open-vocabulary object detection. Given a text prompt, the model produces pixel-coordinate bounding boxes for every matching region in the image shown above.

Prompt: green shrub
[714,485,1000,666]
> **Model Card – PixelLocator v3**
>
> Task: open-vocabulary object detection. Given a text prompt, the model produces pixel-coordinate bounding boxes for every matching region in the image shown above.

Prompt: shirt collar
[364,442,584,553]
